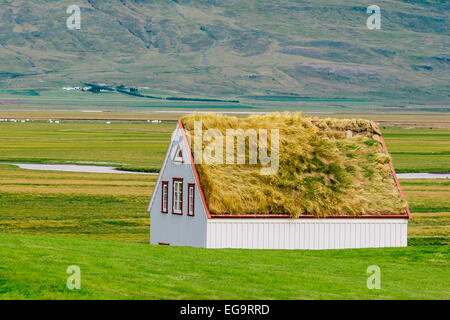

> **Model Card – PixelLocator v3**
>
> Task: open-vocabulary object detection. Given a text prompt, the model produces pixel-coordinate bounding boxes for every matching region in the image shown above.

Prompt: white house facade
[148,122,208,247]
[148,120,411,250]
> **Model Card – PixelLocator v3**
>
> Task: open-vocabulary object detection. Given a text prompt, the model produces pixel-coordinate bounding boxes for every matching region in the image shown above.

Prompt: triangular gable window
[173,144,184,163]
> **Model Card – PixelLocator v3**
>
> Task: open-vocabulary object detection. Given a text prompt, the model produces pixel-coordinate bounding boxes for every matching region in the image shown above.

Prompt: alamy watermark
[67,5,81,30]
[66,265,81,290]
[367,5,381,30]
[63,5,380,32]
[366,265,381,289]
[184,121,279,175]
[63,5,380,31]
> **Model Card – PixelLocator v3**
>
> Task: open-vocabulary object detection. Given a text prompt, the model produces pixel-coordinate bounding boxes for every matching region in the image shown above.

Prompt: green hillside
[0,0,449,104]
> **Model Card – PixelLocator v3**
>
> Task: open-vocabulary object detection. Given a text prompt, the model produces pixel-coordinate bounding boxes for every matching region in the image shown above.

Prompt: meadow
[0,121,174,172]
[2,89,450,113]
[1,233,448,299]
[0,164,154,242]
[382,127,450,173]
[0,119,449,173]
[0,118,448,299]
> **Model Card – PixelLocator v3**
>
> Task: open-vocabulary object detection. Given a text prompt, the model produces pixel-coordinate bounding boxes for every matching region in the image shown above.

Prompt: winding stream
[5,163,156,175]
[3,163,449,179]
[396,172,449,179]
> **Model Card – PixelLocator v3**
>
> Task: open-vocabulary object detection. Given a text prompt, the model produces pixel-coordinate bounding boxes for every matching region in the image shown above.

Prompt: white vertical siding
[206,218,408,249]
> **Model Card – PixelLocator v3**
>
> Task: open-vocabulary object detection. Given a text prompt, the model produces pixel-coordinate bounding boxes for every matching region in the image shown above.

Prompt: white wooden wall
[206,218,408,249]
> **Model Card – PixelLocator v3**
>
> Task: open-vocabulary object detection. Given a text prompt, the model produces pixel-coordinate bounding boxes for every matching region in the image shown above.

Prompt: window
[173,145,184,163]
[188,183,195,216]
[172,178,183,215]
[161,181,168,213]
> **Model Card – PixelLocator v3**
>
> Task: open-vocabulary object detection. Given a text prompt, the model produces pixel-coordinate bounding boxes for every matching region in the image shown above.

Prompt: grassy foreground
[0,233,448,300]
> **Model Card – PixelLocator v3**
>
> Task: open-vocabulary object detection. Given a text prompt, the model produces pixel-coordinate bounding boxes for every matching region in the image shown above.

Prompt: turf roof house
[148,114,411,249]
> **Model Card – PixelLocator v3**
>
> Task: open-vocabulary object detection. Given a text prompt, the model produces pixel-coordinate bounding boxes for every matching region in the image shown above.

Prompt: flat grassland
[0,119,449,173]
[1,233,448,299]
[0,121,174,172]
[0,164,154,242]
[0,118,448,299]
[382,127,450,173]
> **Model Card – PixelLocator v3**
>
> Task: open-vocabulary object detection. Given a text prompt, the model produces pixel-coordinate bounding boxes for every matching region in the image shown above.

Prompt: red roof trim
[374,122,412,220]
[178,120,211,219]
[210,214,408,219]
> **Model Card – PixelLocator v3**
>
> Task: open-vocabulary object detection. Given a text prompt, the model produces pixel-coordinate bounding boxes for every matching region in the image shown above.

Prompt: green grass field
[1,90,449,114]
[0,164,154,242]
[1,233,448,299]
[0,121,449,173]
[0,118,448,299]
[0,121,174,172]
[382,127,450,173]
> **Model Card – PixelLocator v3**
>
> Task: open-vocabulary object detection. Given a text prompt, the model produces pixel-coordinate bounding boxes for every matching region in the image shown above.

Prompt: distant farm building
[148,114,411,249]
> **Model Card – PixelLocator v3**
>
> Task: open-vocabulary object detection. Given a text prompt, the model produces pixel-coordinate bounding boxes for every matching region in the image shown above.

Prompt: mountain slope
[0,0,448,103]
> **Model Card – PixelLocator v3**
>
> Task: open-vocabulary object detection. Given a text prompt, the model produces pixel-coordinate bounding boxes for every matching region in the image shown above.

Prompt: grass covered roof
[181,113,407,217]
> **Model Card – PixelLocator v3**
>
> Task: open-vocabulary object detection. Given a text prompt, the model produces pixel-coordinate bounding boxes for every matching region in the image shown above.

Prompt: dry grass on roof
[181,112,407,217]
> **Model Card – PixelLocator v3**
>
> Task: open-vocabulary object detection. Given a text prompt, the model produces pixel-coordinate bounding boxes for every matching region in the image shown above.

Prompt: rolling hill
[0,0,449,104]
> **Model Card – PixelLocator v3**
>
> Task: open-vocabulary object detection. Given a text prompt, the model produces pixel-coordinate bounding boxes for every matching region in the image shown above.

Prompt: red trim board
[210,214,408,219]
[374,122,412,219]
[178,120,211,219]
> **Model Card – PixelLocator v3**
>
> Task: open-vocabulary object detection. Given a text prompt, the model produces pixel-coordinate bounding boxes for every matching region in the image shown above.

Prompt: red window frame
[161,181,169,213]
[172,177,183,215]
[187,183,195,216]
[173,145,184,163]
